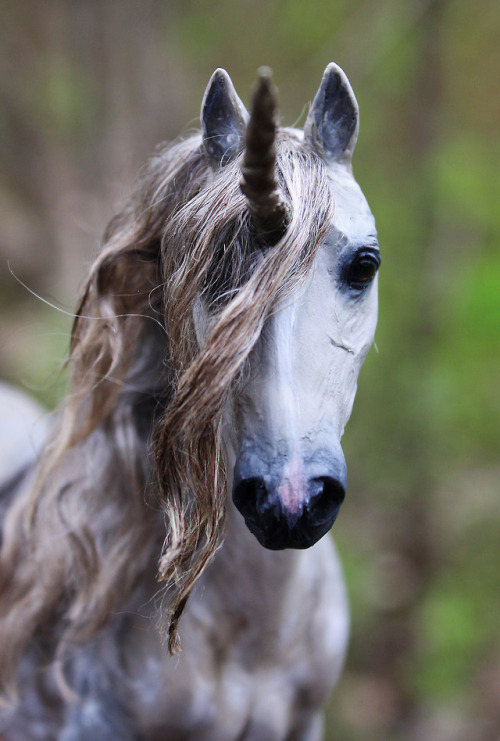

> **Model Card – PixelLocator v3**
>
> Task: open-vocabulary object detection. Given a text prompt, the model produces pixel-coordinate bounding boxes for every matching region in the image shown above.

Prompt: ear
[304,63,359,165]
[201,69,249,168]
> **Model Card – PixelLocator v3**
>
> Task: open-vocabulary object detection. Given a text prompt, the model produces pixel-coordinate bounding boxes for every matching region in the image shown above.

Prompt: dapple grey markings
[0,63,379,740]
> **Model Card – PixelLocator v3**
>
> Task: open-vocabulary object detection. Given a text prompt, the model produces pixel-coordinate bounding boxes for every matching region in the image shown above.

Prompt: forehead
[327,164,377,245]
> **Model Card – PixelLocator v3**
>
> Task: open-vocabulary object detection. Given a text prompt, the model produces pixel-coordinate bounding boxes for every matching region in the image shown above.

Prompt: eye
[344,249,381,290]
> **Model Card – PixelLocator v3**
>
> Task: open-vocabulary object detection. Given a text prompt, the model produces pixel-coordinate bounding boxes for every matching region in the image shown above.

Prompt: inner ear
[201,69,249,168]
[304,63,359,165]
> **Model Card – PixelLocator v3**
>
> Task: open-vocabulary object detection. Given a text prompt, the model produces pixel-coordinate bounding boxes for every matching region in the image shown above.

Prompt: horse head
[199,64,380,551]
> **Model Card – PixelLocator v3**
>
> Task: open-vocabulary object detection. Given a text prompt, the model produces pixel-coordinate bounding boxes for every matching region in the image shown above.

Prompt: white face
[230,163,380,549]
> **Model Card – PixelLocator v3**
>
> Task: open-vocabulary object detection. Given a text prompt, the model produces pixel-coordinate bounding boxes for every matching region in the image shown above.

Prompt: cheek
[311,297,378,432]
[338,283,379,355]
[320,355,361,436]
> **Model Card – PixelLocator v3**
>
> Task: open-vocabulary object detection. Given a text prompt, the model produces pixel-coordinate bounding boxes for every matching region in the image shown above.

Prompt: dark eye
[345,250,381,290]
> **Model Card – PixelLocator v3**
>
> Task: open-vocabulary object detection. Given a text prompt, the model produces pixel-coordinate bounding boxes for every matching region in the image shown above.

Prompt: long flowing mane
[0,130,334,695]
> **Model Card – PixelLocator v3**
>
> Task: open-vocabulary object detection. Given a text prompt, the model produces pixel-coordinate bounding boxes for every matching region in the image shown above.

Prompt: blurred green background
[1,1,499,738]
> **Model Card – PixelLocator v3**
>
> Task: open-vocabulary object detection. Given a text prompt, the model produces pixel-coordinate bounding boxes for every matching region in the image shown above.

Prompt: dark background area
[1,1,499,738]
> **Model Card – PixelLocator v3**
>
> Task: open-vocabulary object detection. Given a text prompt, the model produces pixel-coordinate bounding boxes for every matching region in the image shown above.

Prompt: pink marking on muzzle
[277,449,307,516]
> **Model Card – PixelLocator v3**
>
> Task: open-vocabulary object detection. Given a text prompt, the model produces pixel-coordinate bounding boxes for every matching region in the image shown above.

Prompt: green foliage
[413,579,486,700]
[433,251,500,459]
[1,303,71,410]
[434,136,500,233]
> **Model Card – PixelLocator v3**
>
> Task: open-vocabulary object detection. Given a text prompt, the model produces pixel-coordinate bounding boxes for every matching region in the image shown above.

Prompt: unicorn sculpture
[0,63,380,740]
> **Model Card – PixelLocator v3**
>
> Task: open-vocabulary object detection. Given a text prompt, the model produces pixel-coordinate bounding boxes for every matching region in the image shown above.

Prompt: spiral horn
[240,68,290,243]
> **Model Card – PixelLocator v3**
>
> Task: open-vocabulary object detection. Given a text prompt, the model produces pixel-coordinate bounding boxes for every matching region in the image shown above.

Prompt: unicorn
[0,63,380,740]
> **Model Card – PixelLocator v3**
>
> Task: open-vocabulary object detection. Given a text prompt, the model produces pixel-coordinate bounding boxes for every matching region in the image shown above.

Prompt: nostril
[307,476,346,527]
[233,477,269,518]
[233,476,283,544]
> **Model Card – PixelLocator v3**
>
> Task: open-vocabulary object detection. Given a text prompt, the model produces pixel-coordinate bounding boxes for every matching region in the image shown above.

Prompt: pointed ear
[201,69,248,168]
[304,63,359,165]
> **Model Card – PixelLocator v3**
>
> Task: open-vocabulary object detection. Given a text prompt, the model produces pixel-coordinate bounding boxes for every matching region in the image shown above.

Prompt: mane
[0,130,334,695]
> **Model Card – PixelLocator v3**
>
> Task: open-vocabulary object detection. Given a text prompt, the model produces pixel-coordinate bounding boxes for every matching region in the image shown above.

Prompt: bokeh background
[1,1,499,738]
